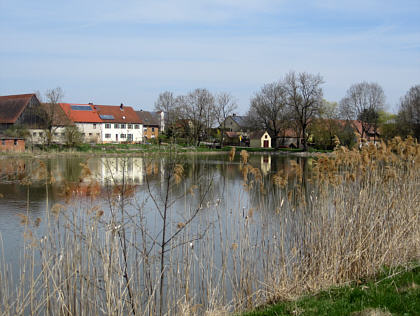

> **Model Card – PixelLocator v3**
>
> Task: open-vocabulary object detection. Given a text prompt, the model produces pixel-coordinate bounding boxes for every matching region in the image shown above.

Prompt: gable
[0,94,38,124]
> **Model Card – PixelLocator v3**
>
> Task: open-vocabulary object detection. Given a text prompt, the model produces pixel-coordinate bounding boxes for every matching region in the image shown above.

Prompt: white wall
[76,123,101,143]
[101,122,143,143]
[29,127,68,145]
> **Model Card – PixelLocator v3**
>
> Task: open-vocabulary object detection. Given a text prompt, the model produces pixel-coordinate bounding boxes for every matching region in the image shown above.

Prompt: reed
[0,137,419,315]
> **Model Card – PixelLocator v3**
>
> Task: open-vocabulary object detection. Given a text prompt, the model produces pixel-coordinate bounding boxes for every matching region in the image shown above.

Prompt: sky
[0,0,419,114]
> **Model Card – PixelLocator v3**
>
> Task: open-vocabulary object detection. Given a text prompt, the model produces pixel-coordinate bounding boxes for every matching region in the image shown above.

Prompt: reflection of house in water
[260,155,271,175]
[98,157,145,185]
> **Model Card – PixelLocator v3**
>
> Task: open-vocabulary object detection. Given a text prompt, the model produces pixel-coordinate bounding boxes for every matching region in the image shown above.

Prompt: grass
[243,264,420,316]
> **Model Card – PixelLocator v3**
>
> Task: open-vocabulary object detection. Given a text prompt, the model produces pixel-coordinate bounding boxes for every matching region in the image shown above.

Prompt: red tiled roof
[0,94,36,124]
[96,105,142,124]
[59,103,102,123]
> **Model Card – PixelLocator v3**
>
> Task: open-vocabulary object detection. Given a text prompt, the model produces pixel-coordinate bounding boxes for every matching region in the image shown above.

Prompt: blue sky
[1,0,419,113]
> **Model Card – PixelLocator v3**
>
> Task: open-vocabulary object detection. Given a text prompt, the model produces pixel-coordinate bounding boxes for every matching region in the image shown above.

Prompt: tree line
[156,71,419,150]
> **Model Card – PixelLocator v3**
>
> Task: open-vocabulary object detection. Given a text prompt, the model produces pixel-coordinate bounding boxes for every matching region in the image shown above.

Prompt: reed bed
[0,137,419,315]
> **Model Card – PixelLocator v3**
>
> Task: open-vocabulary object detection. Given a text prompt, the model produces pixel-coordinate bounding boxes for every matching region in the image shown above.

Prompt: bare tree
[398,84,420,140]
[284,71,324,151]
[40,87,65,145]
[339,82,385,139]
[247,81,288,148]
[177,89,215,146]
[154,91,177,134]
[214,92,237,146]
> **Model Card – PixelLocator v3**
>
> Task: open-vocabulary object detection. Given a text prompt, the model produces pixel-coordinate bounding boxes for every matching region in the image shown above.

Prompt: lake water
[0,152,313,313]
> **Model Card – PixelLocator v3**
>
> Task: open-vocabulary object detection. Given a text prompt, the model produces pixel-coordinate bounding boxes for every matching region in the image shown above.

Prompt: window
[152,127,155,132]
[143,127,147,132]
[93,124,96,129]
[120,134,126,138]
[96,133,100,136]
[127,134,133,141]
[105,134,111,139]
[33,132,36,136]
[14,139,17,146]
[105,123,111,129]
[128,124,133,129]
[54,132,58,136]
[120,124,126,129]
[114,124,119,129]
[89,133,92,136]
[1,140,4,145]
[134,124,139,129]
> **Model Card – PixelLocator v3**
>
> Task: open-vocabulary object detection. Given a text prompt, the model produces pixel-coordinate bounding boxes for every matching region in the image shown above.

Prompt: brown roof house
[29,103,74,145]
[0,94,43,131]
[136,110,159,141]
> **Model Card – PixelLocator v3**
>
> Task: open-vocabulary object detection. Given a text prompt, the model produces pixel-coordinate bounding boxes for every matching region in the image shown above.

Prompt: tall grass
[0,137,419,315]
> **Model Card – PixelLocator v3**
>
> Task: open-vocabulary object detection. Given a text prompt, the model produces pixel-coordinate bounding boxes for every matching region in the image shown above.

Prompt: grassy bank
[243,264,420,316]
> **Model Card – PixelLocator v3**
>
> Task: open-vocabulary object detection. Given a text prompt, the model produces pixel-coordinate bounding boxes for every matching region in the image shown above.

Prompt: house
[0,135,25,152]
[59,103,103,143]
[59,103,143,143]
[250,131,272,148]
[96,104,143,143]
[29,102,74,145]
[277,129,304,148]
[0,94,43,131]
[135,110,159,141]
[221,114,250,134]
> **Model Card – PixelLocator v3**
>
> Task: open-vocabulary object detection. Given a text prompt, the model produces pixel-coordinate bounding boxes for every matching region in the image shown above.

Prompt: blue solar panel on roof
[71,105,92,111]
[99,114,115,120]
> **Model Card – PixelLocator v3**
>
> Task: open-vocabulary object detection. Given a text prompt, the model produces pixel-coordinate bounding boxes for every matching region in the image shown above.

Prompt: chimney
[120,103,124,110]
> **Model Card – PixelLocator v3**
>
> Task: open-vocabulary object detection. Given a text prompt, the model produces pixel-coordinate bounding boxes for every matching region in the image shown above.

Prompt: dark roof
[41,103,74,126]
[230,115,248,128]
[0,94,37,124]
[249,130,266,140]
[136,110,159,127]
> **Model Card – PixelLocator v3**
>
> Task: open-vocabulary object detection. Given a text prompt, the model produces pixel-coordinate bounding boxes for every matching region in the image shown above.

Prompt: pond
[0,152,318,314]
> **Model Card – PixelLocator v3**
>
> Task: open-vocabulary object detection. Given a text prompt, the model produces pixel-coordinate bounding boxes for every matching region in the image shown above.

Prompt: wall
[101,123,143,143]
[0,139,25,152]
[143,126,159,141]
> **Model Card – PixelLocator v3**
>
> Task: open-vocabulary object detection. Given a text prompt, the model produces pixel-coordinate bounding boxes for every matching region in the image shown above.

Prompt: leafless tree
[177,89,215,146]
[284,71,324,151]
[398,84,420,140]
[247,81,288,148]
[154,91,177,133]
[214,92,237,146]
[339,82,385,139]
[40,87,65,145]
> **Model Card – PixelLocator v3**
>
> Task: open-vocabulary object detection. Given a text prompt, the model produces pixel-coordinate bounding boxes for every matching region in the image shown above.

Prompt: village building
[0,94,43,131]
[96,104,143,143]
[250,131,273,148]
[59,103,143,143]
[29,102,74,145]
[59,103,103,143]
[135,110,159,141]
[220,114,250,134]
[0,135,25,152]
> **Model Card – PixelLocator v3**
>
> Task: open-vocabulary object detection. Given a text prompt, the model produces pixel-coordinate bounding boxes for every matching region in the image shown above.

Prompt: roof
[59,103,102,123]
[280,128,303,138]
[0,133,25,140]
[249,130,266,140]
[41,103,74,126]
[225,131,240,138]
[0,94,37,124]
[136,110,159,126]
[96,105,142,124]
[230,115,248,128]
